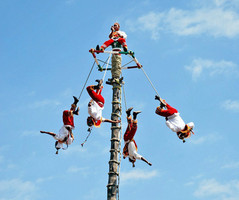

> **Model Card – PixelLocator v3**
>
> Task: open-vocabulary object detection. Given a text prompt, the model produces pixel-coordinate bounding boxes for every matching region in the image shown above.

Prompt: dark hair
[87,117,94,127]
[129,157,135,163]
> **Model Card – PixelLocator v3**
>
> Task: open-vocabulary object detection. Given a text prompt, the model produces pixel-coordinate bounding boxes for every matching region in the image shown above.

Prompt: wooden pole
[107,53,122,200]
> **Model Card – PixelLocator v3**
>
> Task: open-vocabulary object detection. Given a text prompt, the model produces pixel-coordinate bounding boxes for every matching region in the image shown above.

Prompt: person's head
[180,122,195,139]
[187,122,194,130]
[87,116,94,127]
[70,104,77,111]
[113,22,120,31]
[129,157,136,167]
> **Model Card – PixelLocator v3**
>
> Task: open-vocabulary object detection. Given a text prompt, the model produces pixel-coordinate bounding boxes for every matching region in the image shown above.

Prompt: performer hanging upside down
[87,79,121,128]
[123,107,152,167]
[96,22,128,52]
[40,96,79,154]
[155,95,195,143]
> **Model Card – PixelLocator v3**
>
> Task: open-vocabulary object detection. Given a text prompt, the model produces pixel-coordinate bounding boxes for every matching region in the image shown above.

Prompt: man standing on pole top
[155,95,195,143]
[86,79,121,128]
[123,107,152,167]
[40,96,79,154]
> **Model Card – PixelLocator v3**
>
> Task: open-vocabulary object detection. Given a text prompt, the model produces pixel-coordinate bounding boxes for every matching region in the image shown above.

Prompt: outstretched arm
[103,119,121,124]
[141,157,152,166]
[40,131,56,137]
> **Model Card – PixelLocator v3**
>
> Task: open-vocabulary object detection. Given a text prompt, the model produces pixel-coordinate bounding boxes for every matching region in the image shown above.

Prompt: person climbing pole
[86,79,121,128]
[40,96,79,154]
[96,22,128,52]
[123,107,152,167]
[155,95,195,142]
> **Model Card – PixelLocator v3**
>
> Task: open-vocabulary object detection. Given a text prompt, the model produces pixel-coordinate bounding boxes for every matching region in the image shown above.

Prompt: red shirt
[63,110,74,127]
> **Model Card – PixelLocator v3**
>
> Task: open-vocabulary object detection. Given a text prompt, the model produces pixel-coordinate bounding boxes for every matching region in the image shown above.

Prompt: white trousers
[128,141,142,160]
[54,126,73,149]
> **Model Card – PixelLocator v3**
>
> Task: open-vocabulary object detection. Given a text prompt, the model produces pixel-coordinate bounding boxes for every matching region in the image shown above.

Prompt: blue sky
[1,0,239,199]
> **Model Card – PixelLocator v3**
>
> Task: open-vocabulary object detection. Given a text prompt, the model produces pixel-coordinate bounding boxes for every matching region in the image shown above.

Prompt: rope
[98,59,112,66]
[77,61,95,100]
[102,53,112,82]
[117,85,123,200]
[81,128,92,147]
[118,122,122,200]
[81,54,112,146]
[140,67,160,97]
[121,59,134,68]
[122,83,127,111]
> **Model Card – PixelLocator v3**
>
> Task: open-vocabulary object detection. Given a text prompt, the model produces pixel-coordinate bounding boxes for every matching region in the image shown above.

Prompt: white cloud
[214,0,228,7]
[67,166,89,174]
[36,176,54,184]
[166,8,239,37]
[63,144,87,155]
[222,161,239,169]
[194,179,239,200]
[212,0,239,8]
[27,91,36,96]
[60,88,74,98]
[121,169,158,183]
[191,133,222,145]
[185,58,238,81]
[137,12,164,40]
[0,155,4,164]
[222,100,239,112]
[65,0,75,4]
[127,2,239,39]
[21,130,40,137]
[29,99,61,109]
[67,166,83,173]
[191,136,207,145]
[0,179,38,200]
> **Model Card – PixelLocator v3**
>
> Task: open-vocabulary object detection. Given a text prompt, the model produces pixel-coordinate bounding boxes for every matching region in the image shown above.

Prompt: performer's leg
[118,38,127,50]
[86,86,105,105]
[133,111,141,120]
[101,39,114,50]
[126,107,133,118]
[128,120,137,141]
[123,119,133,141]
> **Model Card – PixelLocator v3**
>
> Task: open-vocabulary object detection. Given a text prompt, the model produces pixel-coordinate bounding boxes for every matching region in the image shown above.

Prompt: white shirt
[117,30,127,39]
[110,30,127,39]
[127,141,142,160]
[165,113,186,132]
[88,100,104,121]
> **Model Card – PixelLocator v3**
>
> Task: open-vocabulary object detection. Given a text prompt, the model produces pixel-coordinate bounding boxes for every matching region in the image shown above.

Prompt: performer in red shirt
[87,79,120,128]
[155,95,195,142]
[123,107,152,167]
[40,96,79,154]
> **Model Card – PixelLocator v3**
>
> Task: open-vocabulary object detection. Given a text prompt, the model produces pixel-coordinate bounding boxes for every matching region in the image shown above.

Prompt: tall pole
[107,51,122,200]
